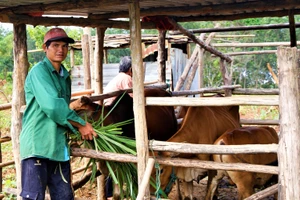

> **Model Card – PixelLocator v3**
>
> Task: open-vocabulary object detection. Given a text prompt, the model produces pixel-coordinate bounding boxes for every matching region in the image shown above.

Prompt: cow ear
[81,96,92,105]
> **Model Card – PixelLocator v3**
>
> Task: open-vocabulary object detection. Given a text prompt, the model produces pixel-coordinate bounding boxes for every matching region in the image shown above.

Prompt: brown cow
[70,88,178,199]
[71,87,178,141]
[152,105,241,200]
[205,126,278,200]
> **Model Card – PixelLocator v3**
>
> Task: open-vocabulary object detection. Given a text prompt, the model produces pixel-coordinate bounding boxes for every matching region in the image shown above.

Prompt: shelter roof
[0,0,299,29]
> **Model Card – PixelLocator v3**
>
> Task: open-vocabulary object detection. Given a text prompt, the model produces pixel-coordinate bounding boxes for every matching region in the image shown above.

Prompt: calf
[205,126,278,200]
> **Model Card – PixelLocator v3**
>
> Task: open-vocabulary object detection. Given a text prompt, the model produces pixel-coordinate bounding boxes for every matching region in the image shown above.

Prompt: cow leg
[175,179,182,200]
[205,170,223,200]
[112,183,121,200]
[180,180,194,200]
[227,171,254,200]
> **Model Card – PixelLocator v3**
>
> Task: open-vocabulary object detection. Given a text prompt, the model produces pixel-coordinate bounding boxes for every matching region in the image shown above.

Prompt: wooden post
[157,30,166,83]
[12,23,29,200]
[220,59,232,96]
[88,28,94,90]
[94,27,106,200]
[198,33,206,95]
[94,27,106,95]
[103,49,108,64]
[136,158,155,200]
[288,10,296,47]
[198,32,217,95]
[277,46,300,200]
[267,63,279,85]
[82,28,91,89]
[184,45,200,90]
[174,47,199,91]
[129,1,150,199]
[70,48,75,67]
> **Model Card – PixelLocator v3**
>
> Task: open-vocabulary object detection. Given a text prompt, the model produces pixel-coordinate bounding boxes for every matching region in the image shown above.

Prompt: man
[103,56,133,105]
[19,27,97,200]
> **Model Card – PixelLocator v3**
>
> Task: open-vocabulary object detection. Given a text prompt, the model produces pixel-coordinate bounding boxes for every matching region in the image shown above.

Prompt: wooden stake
[267,63,278,85]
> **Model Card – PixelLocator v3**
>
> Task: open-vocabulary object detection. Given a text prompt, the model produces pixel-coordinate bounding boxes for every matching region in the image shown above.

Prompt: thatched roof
[0,0,299,29]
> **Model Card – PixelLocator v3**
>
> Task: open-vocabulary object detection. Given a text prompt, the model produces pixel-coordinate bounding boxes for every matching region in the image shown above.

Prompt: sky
[0,22,13,30]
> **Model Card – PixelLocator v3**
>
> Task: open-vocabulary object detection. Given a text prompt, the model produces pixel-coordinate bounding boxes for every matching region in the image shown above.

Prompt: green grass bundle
[69,93,139,199]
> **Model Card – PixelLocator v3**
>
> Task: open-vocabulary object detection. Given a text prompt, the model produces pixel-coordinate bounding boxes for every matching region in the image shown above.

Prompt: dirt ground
[73,172,277,200]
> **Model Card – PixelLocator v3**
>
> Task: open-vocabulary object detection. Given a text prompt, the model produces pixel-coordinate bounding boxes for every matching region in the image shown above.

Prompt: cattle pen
[1,1,300,200]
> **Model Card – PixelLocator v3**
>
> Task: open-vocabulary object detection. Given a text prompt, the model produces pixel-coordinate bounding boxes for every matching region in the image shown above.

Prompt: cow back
[168,106,241,145]
[144,88,178,141]
[214,126,278,165]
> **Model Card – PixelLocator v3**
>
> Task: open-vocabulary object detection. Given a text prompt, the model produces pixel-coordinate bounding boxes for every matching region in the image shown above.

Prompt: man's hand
[78,122,97,140]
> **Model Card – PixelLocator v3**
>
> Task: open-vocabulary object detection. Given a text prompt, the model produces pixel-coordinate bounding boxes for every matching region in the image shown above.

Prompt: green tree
[0,26,13,81]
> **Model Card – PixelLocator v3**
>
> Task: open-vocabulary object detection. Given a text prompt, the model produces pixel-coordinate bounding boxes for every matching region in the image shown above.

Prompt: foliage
[200,16,297,88]
[0,27,13,79]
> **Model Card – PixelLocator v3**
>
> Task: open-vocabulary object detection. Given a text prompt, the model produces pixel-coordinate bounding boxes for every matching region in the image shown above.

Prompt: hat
[44,28,75,44]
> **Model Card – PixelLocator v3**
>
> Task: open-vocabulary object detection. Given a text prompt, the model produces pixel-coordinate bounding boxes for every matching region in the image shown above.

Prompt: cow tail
[219,140,226,163]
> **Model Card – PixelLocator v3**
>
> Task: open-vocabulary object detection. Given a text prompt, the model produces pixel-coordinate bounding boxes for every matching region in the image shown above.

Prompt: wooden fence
[0,87,279,199]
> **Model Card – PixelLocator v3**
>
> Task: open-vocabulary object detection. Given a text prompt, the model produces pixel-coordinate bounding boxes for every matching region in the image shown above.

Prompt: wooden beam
[170,22,300,35]
[0,0,134,15]
[167,17,232,63]
[71,147,278,175]
[90,0,300,20]
[212,41,300,48]
[149,141,278,154]
[0,14,156,29]
[145,96,279,106]
[245,184,278,200]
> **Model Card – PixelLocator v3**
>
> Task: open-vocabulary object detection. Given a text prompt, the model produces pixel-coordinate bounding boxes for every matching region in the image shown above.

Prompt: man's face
[44,41,69,63]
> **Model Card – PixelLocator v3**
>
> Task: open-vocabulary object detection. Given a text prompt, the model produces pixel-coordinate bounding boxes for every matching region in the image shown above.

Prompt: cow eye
[160,168,164,174]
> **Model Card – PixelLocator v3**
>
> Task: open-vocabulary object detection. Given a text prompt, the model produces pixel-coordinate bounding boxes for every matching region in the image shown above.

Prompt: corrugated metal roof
[0,0,299,28]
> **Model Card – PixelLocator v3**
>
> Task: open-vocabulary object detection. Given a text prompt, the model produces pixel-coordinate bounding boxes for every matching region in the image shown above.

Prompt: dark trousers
[106,176,113,197]
[20,157,74,200]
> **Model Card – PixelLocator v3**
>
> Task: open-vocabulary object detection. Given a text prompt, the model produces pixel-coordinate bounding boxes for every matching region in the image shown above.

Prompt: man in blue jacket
[20,27,97,200]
